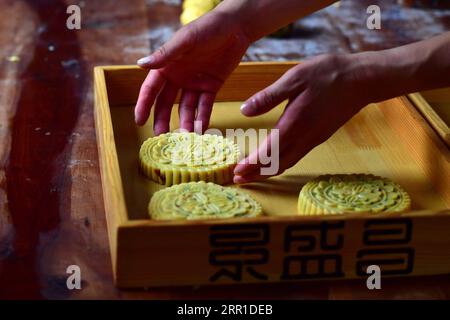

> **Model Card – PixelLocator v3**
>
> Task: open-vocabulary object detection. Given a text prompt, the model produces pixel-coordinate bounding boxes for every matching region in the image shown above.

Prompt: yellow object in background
[182,0,217,11]
[180,6,207,25]
[180,0,221,25]
[298,174,411,215]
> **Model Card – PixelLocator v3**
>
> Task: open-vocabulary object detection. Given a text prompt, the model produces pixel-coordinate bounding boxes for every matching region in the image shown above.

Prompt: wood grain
[408,92,450,147]
[1,0,450,299]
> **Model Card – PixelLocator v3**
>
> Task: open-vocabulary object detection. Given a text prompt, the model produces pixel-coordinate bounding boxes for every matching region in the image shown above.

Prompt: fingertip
[153,123,169,136]
[196,92,215,132]
[134,108,147,126]
[177,127,190,133]
[233,175,247,184]
[179,121,194,132]
[134,110,142,126]
[135,117,145,126]
[235,172,272,184]
[137,56,154,68]
[234,158,258,176]
[240,98,256,117]
[233,174,265,184]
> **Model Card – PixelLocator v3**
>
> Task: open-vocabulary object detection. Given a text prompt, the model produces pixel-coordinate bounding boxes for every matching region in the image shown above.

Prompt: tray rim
[408,92,450,148]
[94,63,450,230]
[94,62,450,287]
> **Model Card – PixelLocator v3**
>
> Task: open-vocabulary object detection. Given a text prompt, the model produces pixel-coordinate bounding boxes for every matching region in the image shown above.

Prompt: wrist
[214,0,337,42]
[342,46,436,105]
[214,1,259,41]
[331,52,380,107]
[338,51,414,105]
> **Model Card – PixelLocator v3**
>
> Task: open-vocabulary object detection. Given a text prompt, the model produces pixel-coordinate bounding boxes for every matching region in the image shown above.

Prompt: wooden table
[0,0,450,300]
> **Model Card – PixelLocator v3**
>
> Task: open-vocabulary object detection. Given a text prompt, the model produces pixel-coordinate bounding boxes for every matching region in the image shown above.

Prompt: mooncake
[298,174,411,215]
[139,132,240,186]
[149,181,262,220]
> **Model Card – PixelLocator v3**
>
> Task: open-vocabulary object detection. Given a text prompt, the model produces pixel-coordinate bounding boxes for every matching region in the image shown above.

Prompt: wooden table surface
[1,0,450,300]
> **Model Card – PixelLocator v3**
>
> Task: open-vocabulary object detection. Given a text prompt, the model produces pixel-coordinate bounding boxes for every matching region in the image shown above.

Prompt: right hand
[234,53,373,183]
[135,10,251,134]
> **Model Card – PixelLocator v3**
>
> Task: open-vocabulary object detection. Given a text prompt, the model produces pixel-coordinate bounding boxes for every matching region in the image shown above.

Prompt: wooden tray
[94,62,450,288]
[408,88,450,147]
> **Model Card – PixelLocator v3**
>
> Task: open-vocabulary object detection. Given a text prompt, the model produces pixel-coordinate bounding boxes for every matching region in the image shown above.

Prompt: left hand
[134,10,251,134]
[233,53,373,183]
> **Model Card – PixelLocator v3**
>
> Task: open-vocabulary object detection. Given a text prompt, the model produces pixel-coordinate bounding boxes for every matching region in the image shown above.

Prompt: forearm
[351,32,450,103]
[215,0,337,41]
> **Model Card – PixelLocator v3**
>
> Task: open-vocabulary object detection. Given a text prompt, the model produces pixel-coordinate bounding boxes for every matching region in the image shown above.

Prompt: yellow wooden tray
[94,62,450,288]
[408,88,450,147]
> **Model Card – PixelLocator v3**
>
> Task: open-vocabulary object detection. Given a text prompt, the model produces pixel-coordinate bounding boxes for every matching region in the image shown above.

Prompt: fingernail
[137,56,153,66]
[233,175,246,184]
[135,117,143,126]
[178,128,189,133]
[241,98,257,115]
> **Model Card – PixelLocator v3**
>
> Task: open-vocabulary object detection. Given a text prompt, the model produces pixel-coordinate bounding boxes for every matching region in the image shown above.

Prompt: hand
[234,53,372,183]
[135,10,250,134]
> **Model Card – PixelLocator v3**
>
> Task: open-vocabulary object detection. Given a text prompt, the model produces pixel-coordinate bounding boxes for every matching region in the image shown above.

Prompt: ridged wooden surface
[111,99,450,221]
[409,90,450,147]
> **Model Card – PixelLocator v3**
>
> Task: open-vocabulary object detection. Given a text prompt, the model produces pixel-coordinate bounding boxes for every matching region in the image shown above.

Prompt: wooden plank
[115,211,450,288]
[0,0,41,300]
[56,0,152,299]
[94,67,129,282]
[382,96,450,205]
[408,92,450,147]
[0,0,150,299]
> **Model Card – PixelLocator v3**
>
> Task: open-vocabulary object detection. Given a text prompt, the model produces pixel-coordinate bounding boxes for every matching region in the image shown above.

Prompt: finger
[178,90,199,132]
[135,70,166,126]
[137,27,197,69]
[233,128,282,177]
[236,88,336,183]
[153,83,179,135]
[240,67,303,117]
[234,134,301,184]
[234,97,302,177]
[234,148,300,184]
[233,173,270,185]
[195,92,215,133]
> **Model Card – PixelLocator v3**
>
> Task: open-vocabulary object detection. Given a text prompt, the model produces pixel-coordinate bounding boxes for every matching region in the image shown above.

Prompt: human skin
[134,0,335,133]
[135,0,450,183]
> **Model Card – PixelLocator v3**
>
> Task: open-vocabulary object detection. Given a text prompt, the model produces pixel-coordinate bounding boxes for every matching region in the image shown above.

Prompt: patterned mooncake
[298,174,411,215]
[139,132,239,186]
[149,181,262,220]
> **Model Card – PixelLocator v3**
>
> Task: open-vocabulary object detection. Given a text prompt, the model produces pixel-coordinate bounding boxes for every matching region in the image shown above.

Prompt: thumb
[240,68,301,117]
[137,28,196,69]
